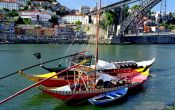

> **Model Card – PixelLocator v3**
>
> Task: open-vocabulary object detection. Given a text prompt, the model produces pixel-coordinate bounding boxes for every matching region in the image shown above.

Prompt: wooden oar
[0,51,87,80]
[0,60,88,105]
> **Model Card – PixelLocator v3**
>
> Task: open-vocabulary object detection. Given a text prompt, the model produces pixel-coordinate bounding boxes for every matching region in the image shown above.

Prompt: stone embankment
[1,32,175,44]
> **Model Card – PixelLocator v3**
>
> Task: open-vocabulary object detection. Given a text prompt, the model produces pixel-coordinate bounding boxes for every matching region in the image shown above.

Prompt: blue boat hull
[88,87,128,105]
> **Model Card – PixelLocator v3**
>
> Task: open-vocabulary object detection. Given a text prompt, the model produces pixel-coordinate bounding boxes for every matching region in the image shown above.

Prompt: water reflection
[20,92,59,110]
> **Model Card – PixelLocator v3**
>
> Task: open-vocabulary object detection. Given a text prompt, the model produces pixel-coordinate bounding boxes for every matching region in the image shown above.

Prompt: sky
[57,0,175,12]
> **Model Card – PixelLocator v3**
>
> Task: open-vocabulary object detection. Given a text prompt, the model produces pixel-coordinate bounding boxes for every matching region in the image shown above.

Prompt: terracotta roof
[20,10,51,15]
[0,0,17,3]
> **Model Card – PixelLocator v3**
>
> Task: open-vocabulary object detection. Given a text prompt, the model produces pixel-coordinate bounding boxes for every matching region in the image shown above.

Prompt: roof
[0,0,17,3]
[20,10,51,15]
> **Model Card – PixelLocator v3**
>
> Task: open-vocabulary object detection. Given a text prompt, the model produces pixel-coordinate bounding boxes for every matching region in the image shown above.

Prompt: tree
[43,6,48,10]
[105,11,115,26]
[23,18,31,24]
[49,15,58,24]
[121,5,129,20]
[100,10,116,30]
[49,0,57,2]
[167,13,175,24]
[7,10,19,18]
[75,21,82,31]
[23,6,29,10]
[27,1,31,5]
[169,18,175,24]
[168,24,175,30]
[130,5,140,10]
[3,8,9,12]
[75,21,82,25]
[15,17,24,24]
[56,6,70,16]
[100,5,129,29]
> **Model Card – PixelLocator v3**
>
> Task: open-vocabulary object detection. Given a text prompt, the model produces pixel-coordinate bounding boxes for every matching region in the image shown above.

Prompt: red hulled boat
[38,66,150,101]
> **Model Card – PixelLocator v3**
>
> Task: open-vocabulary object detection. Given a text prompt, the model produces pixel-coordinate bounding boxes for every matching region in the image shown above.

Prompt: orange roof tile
[0,0,17,3]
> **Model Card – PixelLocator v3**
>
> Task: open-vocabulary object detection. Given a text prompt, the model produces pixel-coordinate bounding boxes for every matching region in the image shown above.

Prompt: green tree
[100,10,116,30]
[75,21,82,31]
[49,15,58,24]
[168,24,175,30]
[105,11,115,26]
[23,18,31,24]
[3,8,9,12]
[130,5,140,10]
[27,1,31,5]
[15,17,24,24]
[43,6,48,10]
[100,5,129,29]
[75,21,82,25]
[56,6,69,16]
[49,0,57,2]
[122,5,129,20]
[7,10,19,18]
[23,6,29,10]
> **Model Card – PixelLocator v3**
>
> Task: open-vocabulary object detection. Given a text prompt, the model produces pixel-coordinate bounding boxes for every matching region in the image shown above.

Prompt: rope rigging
[0,51,86,80]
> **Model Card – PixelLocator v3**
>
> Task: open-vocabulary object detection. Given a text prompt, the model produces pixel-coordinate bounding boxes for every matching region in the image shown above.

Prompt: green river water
[0,44,175,110]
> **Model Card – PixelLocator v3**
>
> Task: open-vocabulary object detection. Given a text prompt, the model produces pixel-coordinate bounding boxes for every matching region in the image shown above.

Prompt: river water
[0,44,175,110]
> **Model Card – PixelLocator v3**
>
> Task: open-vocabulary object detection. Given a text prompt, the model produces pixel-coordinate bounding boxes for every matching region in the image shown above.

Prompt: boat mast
[95,0,101,83]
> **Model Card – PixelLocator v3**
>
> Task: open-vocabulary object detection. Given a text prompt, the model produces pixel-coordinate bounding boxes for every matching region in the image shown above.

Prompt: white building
[79,6,90,14]
[62,15,88,24]
[20,11,52,22]
[62,15,97,25]
[0,0,20,10]
[16,0,28,6]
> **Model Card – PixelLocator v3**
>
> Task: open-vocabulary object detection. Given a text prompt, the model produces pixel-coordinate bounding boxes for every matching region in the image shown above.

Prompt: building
[54,25,59,36]
[57,24,76,38]
[62,15,97,25]
[20,10,52,22]
[0,22,15,33]
[31,0,51,7]
[0,11,5,20]
[0,13,4,19]
[62,15,88,24]
[16,0,28,6]
[79,6,90,14]
[15,24,55,36]
[0,0,20,10]
[15,25,36,35]
[75,10,80,15]
[40,27,55,36]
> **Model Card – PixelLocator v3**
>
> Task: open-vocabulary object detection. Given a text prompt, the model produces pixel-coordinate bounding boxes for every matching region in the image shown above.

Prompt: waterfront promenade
[1,32,175,44]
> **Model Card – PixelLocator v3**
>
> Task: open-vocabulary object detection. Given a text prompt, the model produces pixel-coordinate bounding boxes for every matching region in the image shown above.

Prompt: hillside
[30,0,71,16]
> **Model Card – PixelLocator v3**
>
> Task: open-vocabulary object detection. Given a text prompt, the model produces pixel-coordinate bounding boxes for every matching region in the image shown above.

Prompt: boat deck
[74,66,95,74]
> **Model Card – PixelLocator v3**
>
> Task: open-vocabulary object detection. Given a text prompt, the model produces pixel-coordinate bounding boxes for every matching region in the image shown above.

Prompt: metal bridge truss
[118,0,162,36]
[88,0,141,15]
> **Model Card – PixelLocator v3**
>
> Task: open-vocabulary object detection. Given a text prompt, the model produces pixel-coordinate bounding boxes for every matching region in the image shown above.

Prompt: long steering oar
[0,60,88,105]
[0,51,87,80]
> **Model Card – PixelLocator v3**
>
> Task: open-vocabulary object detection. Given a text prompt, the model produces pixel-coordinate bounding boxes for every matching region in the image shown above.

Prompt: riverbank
[96,32,175,44]
[1,32,175,44]
[165,104,175,110]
